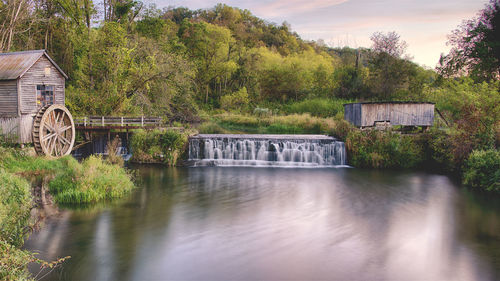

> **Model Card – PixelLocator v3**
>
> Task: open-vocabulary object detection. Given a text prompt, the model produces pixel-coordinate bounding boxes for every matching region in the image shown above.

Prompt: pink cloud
[253,0,349,18]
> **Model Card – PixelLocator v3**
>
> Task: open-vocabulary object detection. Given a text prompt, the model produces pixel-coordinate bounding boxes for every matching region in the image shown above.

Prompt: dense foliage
[438,0,500,81]
[130,129,189,165]
[1,2,441,119]
[463,149,500,191]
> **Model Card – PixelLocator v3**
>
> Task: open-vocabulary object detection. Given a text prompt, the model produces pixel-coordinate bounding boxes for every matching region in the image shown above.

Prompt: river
[25,166,500,281]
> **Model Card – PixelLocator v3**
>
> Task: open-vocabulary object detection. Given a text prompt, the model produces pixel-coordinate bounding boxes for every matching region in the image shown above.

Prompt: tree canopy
[438,0,500,81]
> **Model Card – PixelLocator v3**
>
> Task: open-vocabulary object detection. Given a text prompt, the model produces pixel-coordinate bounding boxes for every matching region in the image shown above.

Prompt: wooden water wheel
[32,104,75,157]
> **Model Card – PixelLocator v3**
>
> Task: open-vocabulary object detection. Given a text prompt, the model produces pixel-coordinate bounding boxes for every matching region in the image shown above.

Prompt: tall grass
[48,156,135,204]
[0,169,32,247]
[0,147,135,204]
[285,98,354,117]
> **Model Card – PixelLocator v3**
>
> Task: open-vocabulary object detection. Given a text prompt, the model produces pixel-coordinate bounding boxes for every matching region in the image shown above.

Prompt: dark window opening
[36,85,54,107]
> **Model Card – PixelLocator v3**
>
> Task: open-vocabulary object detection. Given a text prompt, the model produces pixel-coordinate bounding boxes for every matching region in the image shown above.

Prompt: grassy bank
[0,147,134,279]
[0,148,135,204]
[199,113,351,139]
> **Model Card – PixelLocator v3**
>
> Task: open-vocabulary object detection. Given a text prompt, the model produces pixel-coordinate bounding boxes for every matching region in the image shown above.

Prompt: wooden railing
[74,116,162,127]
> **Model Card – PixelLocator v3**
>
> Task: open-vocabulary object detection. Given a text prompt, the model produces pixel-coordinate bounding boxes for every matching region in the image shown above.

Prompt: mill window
[36,85,54,107]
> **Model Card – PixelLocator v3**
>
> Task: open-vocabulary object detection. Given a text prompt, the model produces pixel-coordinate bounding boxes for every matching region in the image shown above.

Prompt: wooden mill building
[344,102,435,128]
[0,50,68,143]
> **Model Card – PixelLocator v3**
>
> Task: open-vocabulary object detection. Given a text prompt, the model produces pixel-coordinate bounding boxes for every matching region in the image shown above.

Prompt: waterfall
[188,134,346,167]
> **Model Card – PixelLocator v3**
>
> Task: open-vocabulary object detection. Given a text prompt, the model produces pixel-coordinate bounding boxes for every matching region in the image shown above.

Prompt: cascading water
[188,134,347,167]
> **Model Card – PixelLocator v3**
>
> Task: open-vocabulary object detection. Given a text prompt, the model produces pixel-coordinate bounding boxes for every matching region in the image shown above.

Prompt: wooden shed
[344,102,435,128]
[0,50,68,143]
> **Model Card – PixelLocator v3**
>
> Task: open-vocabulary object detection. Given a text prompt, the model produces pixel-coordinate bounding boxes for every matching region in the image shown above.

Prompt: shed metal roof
[0,50,68,80]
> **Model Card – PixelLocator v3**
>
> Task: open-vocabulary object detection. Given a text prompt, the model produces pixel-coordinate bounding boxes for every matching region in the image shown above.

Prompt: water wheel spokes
[33,104,75,157]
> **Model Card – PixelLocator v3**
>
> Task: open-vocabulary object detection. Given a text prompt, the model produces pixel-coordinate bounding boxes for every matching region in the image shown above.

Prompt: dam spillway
[188,134,346,167]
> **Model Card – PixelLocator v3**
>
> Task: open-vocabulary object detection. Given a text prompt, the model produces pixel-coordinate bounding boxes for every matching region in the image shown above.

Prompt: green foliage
[220,87,250,111]
[346,130,424,169]
[438,0,500,81]
[130,129,188,165]
[463,149,500,192]
[0,148,135,204]
[285,98,353,117]
[0,170,31,247]
[0,239,33,280]
[48,156,135,204]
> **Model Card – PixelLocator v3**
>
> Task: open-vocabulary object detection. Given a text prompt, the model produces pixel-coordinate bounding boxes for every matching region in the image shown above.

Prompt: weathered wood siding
[0,80,18,117]
[0,115,34,143]
[0,116,19,141]
[344,103,362,127]
[19,55,65,115]
[344,103,434,127]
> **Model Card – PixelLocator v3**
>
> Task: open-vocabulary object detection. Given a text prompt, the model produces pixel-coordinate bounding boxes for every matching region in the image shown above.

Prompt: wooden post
[84,117,87,127]
[101,116,105,126]
[141,116,144,127]
[121,117,124,126]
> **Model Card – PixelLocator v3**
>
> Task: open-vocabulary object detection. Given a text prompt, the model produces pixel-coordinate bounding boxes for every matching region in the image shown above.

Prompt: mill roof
[0,50,68,80]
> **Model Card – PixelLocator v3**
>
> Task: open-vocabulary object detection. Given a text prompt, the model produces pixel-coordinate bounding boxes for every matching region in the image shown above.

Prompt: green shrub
[346,130,424,169]
[48,156,135,204]
[463,149,500,192]
[130,129,188,165]
[220,87,250,111]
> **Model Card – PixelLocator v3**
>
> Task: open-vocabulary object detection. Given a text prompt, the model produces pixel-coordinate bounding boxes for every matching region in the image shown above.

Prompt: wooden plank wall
[0,80,18,117]
[19,55,65,115]
[0,117,19,142]
[361,103,434,126]
[343,103,362,127]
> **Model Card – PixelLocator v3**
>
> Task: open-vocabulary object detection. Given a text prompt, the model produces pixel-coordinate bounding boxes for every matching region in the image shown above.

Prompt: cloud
[253,0,349,18]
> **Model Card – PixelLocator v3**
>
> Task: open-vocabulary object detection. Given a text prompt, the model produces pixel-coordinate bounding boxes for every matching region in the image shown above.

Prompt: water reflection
[25,167,500,281]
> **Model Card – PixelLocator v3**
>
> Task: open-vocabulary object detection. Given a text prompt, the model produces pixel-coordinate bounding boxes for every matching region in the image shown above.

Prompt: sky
[150,0,489,68]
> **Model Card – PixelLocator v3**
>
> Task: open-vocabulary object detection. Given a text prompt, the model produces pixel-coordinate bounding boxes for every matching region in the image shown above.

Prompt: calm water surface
[25,166,500,281]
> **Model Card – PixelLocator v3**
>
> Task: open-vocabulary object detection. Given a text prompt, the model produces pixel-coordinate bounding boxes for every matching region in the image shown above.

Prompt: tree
[370,31,408,58]
[438,0,500,81]
[0,0,35,52]
[367,31,413,100]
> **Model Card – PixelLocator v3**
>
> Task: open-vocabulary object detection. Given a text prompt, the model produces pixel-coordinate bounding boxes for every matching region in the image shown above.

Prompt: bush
[220,87,249,111]
[346,130,424,169]
[48,156,134,204]
[463,149,500,192]
[130,129,188,165]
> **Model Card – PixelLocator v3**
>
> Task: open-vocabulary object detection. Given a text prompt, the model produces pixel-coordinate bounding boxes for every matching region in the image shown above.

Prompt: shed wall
[19,56,65,115]
[343,103,362,127]
[361,103,434,126]
[0,80,18,117]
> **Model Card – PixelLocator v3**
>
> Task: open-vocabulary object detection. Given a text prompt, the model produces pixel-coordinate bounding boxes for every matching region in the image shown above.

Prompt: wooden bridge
[74,116,162,130]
